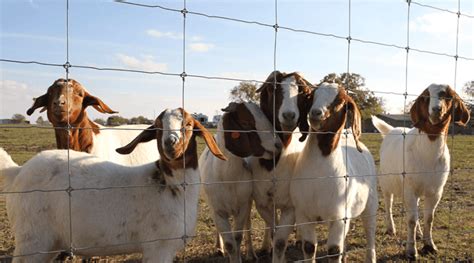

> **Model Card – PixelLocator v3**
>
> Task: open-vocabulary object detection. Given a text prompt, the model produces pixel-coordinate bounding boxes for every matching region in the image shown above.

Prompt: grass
[0,125,472,262]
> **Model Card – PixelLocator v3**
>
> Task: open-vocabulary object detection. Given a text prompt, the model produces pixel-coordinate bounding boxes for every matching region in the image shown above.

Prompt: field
[0,124,472,262]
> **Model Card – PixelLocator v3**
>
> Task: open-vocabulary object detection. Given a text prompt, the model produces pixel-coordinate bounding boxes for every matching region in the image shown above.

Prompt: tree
[320,73,385,119]
[106,116,129,126]
[463,81,474,98]
[11,113,26,123]
[129,115,153,125]
[229,82,260,103]
[94,118,106,126]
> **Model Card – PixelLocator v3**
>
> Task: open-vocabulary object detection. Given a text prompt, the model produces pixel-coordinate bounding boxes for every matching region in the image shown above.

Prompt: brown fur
[307,86,363,156]
[221,102,266,158]
[116,108,226,177]
[257,71,314,147]
[410,86,471,141]
[26,78,117,153]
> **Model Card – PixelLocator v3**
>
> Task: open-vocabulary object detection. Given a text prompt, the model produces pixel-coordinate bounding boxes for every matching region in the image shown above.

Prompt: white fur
[92,124,159,165]
[290,84,378,262]
[199,102,281,263]
[0,112,202,262]
[371,115,449,258]
[278,76,300,129]
[291,133,378,263]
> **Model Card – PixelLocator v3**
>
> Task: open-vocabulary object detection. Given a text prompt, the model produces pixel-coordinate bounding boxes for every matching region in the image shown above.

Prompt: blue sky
[1,0,473,122]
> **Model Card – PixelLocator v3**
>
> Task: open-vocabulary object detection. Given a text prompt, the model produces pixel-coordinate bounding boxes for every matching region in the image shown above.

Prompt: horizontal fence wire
[0,0,472,261]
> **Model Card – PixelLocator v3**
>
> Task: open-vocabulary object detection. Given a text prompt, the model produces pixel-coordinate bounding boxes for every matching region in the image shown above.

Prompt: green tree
[94,118,106,126]
[106,116,129,126]
[229,82,260,103]
[321,73,385,119]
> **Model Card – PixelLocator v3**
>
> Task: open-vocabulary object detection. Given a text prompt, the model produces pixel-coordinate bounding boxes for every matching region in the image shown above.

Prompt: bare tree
[229,82,260,103]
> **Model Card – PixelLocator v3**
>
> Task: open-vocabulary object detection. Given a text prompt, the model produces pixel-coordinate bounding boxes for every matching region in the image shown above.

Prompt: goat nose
[275,142,282,150]
[311,109,323,117]
[432,106,441,113]
[165,136,178,146]
[282,111,296,121]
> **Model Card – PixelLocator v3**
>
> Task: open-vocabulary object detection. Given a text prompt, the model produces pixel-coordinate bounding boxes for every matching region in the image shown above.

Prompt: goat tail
[371,115,393,137]
[0,147,20,190]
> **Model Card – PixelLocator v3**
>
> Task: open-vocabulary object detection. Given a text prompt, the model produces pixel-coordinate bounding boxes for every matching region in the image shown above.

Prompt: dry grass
[0,125,472,262]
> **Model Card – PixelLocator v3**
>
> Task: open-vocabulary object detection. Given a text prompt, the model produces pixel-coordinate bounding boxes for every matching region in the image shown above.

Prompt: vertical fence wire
[0,0,472,261]
[400,0,411,253]
[181,0,188,261]
[342,0,352,260]
[65,0,74,258]
[445,0,461,257]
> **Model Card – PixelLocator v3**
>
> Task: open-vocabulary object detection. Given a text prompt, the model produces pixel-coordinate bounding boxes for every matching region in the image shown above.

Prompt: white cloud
[146,29,204,42]
[116,53,168,72]
[410,12,472,42]
[146,29,183,40]
[189,43,215,52]
[0,80,34,119]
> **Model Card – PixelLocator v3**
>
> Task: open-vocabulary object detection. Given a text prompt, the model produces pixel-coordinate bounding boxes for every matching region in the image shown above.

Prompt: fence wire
[0,0,472,262]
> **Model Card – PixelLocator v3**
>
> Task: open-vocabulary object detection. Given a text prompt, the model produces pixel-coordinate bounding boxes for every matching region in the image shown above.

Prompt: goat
[26,78,159,165]
[0,108,226,263]
[248,70,313,262]
[291,82,378,263]
[371,84,470,260]
[199,102,283,263]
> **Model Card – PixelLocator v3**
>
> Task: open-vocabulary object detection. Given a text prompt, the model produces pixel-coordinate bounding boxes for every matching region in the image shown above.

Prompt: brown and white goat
[1,108,226,263]
[26,78,159,165]
[199,102,283,263]
[249,71,314,261]
[291,83,378,263]
[372,84,470,260]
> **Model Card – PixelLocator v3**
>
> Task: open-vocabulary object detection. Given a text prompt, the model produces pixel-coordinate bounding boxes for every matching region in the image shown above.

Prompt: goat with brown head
[410,84,470,141]
[26,78,117,152]
[117,108,226,175]
[257,71,314,146]
[304,82,363,156]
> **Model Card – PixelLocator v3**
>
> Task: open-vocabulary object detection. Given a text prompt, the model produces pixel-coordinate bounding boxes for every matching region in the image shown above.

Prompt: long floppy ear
[116,125,157,154]
[83,92,118,114]
[298,90,314,142]
[222,112,252,158]
[452,94,471,126]
[27,93,49,115]
[410,89,429,128]
[347,96,363,153]
[193,119,227,160]
[256,70,284,93]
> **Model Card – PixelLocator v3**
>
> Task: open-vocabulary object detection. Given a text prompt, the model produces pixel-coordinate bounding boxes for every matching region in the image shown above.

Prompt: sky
[1,0,473,122]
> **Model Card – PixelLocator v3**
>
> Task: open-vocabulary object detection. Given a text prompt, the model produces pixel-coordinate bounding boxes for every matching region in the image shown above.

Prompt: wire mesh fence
[0,0,473,262]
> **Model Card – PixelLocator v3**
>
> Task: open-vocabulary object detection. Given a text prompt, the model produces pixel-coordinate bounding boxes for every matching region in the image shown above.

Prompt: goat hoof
[421,244,438,255]
[405,251,418,261]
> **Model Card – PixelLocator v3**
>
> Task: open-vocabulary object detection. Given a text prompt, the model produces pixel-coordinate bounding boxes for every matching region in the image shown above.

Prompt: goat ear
[116,125,157,154]
[27,93,49,115]
[347,96,363,153]
[410,89,429,128]
[298,91,314,142]
[452,93,471,126]
[193,118,227,160]
[257,70,284,93]
[83,92,118,114]
[222,113,252,157]
[221,102,239,113]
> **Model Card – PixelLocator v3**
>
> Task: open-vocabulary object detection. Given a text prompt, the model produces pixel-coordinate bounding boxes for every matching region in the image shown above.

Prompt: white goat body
[2,150,198,262]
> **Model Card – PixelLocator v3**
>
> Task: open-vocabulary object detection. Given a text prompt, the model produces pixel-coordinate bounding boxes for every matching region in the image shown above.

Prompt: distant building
[192,113,208,125]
